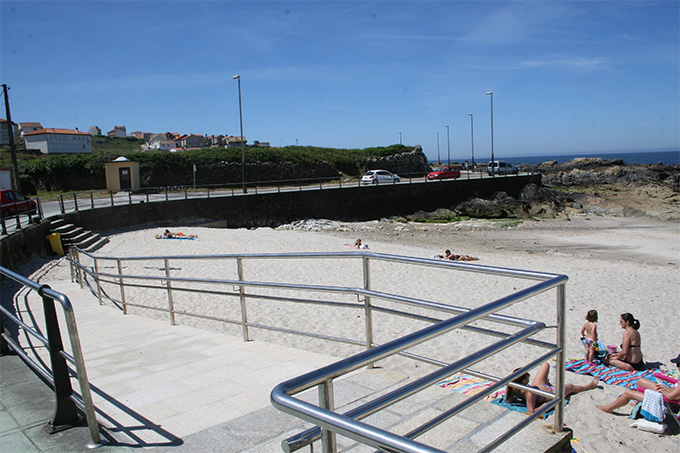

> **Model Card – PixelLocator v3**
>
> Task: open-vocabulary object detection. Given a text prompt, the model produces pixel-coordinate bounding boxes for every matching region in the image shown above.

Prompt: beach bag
[640,389,667,422]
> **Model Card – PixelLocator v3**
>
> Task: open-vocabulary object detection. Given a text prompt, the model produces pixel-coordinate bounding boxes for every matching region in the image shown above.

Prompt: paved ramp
[1,280,570,452]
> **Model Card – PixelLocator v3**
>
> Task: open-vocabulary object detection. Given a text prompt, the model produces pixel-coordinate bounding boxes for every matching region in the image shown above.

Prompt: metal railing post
[165,187,169,201]
[237,257,250,341]
[73,193,79,211]
[128,191,132,205]
[117,259,127,314]
[164,258,176,325]
[362,256,374,369]
[58,194,65,214]
[109,191,114,206]
[75,249,83,288]
[319,379,337,453]
[554,282,566,432]
[39,285,81,433]
[93,258,103,305]
[90,191,94,209]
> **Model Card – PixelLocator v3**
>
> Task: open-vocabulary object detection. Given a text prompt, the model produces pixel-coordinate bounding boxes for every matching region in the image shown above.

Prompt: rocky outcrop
[519,158,680,190]
[365,146,432,177]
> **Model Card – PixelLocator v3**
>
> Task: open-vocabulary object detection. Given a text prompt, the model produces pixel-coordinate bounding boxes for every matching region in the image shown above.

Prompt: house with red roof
[24,128,92,154]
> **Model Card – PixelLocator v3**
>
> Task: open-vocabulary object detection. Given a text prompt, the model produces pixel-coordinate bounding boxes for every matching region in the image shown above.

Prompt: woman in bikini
[505,363,598,414]
[606,313,645,371]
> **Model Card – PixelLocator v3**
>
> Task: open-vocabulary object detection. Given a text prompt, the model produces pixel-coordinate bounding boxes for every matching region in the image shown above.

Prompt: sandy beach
[25,213,680,452]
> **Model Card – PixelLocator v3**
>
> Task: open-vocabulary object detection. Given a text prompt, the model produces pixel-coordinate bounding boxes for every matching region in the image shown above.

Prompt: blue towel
[491,395,568,417]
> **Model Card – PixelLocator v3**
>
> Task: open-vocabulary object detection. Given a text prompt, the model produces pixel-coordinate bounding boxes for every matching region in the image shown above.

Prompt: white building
[24,128,92,154]
[18,122,43,136]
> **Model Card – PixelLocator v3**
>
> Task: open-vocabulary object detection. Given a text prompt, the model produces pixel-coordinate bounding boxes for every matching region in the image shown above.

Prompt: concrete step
[83,237,109,253]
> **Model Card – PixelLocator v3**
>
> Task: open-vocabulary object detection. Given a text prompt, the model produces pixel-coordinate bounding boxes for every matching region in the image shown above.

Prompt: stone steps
[49,218,109,253]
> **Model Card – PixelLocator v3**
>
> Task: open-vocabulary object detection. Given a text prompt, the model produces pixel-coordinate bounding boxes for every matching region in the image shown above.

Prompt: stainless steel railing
[67,247,566,452]
[0,266,103,448]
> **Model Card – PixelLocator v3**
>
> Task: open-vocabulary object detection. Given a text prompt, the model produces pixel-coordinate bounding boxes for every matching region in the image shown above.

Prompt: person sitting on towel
[597,354,680,413]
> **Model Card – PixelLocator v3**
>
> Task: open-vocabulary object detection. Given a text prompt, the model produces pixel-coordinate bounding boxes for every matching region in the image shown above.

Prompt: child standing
[581,310,599,363]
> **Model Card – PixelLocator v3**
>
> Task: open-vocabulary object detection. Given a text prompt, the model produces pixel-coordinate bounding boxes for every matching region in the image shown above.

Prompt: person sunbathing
[162,230,197,239]
[506,362,598,414]
[435,249,479,261]
[597,354,680,413]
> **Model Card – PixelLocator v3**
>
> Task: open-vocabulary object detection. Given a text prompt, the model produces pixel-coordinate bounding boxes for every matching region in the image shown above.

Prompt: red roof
[24,128,91,136]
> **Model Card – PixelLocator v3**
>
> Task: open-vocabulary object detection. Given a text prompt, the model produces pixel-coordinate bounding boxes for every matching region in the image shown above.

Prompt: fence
[68,246,567,452]
[0,265,102,447]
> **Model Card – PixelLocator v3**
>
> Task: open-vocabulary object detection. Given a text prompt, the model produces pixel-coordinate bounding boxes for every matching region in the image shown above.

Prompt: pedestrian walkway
[1,279,570,452]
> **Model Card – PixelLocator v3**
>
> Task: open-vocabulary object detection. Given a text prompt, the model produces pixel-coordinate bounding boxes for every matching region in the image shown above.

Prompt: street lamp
[399,131,402,145]
[233,75,246,193]
[436,132,440,165]
[467,113,475,170]
[486,91,494,177]
[445,125,450,166]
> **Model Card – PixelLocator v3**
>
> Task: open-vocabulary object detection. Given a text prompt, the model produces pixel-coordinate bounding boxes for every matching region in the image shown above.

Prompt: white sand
[28,214,680,452]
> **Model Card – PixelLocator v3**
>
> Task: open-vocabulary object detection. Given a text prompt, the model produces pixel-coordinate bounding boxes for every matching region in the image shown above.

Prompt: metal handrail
[54,170,535,216]
[67,247,567,452]
[0,266,103,448]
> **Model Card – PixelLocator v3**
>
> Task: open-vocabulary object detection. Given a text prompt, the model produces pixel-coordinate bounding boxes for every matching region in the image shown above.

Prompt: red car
[427,167,461,180]
[1,189,37,218]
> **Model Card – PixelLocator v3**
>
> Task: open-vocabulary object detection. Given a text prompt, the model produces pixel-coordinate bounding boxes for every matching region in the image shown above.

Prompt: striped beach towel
[565,359,656,389]
[438,373,505,401]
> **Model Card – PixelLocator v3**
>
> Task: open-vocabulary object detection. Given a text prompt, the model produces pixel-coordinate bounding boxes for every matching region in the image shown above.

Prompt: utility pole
[2,84,21,192]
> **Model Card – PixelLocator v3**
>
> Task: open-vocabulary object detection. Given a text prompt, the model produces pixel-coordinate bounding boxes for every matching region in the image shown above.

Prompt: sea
[432,150,680,166]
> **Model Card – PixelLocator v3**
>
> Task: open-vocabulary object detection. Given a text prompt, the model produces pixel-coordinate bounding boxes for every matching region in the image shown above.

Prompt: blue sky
[1,1,678,162]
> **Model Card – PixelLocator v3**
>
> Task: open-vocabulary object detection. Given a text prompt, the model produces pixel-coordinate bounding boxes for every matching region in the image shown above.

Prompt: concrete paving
[1,279,570,452]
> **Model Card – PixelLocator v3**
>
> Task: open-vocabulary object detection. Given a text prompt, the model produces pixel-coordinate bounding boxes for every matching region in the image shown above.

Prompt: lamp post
[399,131,402,145]
[436,132,440,165]
[486,91,494,177]
[233,75,246,193]
[467,113,475,170]
[445,125,450,166]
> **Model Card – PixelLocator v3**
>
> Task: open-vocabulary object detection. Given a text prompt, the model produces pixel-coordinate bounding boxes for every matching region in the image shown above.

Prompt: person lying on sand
[162,229,197,239]
[506,362,598,414]
[435,249,479,261]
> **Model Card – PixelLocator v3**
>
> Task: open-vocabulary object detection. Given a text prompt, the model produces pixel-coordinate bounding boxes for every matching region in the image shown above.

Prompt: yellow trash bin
[46,232,64,256]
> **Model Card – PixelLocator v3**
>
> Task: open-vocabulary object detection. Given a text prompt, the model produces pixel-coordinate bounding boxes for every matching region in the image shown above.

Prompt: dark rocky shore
[423,158,680,221]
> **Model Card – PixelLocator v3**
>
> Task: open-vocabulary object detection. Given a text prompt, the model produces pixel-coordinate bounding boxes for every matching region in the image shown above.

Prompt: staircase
[49,218,109,253]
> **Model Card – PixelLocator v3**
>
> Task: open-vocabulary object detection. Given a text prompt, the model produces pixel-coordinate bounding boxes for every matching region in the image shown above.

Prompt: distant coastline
[432,149,680,166]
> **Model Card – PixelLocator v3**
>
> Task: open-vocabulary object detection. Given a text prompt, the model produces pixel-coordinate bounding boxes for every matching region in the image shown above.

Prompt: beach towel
[155,235,197,240]
[640,389,666,422]
[565,359,655,389]
[438,373,505,401]
[490,394,568,418]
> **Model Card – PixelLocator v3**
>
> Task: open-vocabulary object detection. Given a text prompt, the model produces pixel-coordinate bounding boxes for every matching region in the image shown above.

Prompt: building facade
[24,128,92,154]
[0,118,18,145]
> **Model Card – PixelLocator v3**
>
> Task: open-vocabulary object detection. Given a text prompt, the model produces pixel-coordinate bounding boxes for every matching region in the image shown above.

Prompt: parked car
[361,170,401,185]
[0,189,37,218]
[487,161,518,176]
[427,166,461,180]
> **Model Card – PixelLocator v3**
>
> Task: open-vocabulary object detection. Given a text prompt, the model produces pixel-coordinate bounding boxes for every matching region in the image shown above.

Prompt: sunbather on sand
[162,229,197,239]
[506,362,598,414]
[597,354,680,413]
[435,249,479,261]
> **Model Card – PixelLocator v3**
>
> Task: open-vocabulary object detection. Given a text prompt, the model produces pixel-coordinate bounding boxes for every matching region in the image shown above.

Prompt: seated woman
[597,369,680,414]
[506,363,598,414]
[605,313,644,371]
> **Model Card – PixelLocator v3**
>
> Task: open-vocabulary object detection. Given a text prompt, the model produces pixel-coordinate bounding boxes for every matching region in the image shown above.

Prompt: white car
[361,170,401,185]
[487,160,518,176]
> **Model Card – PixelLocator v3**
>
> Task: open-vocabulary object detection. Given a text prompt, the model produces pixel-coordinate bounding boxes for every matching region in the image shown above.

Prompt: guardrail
[0,266,103,448]
[0,198,43,235]
[55,169,530,216]
[67,246,567,452]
